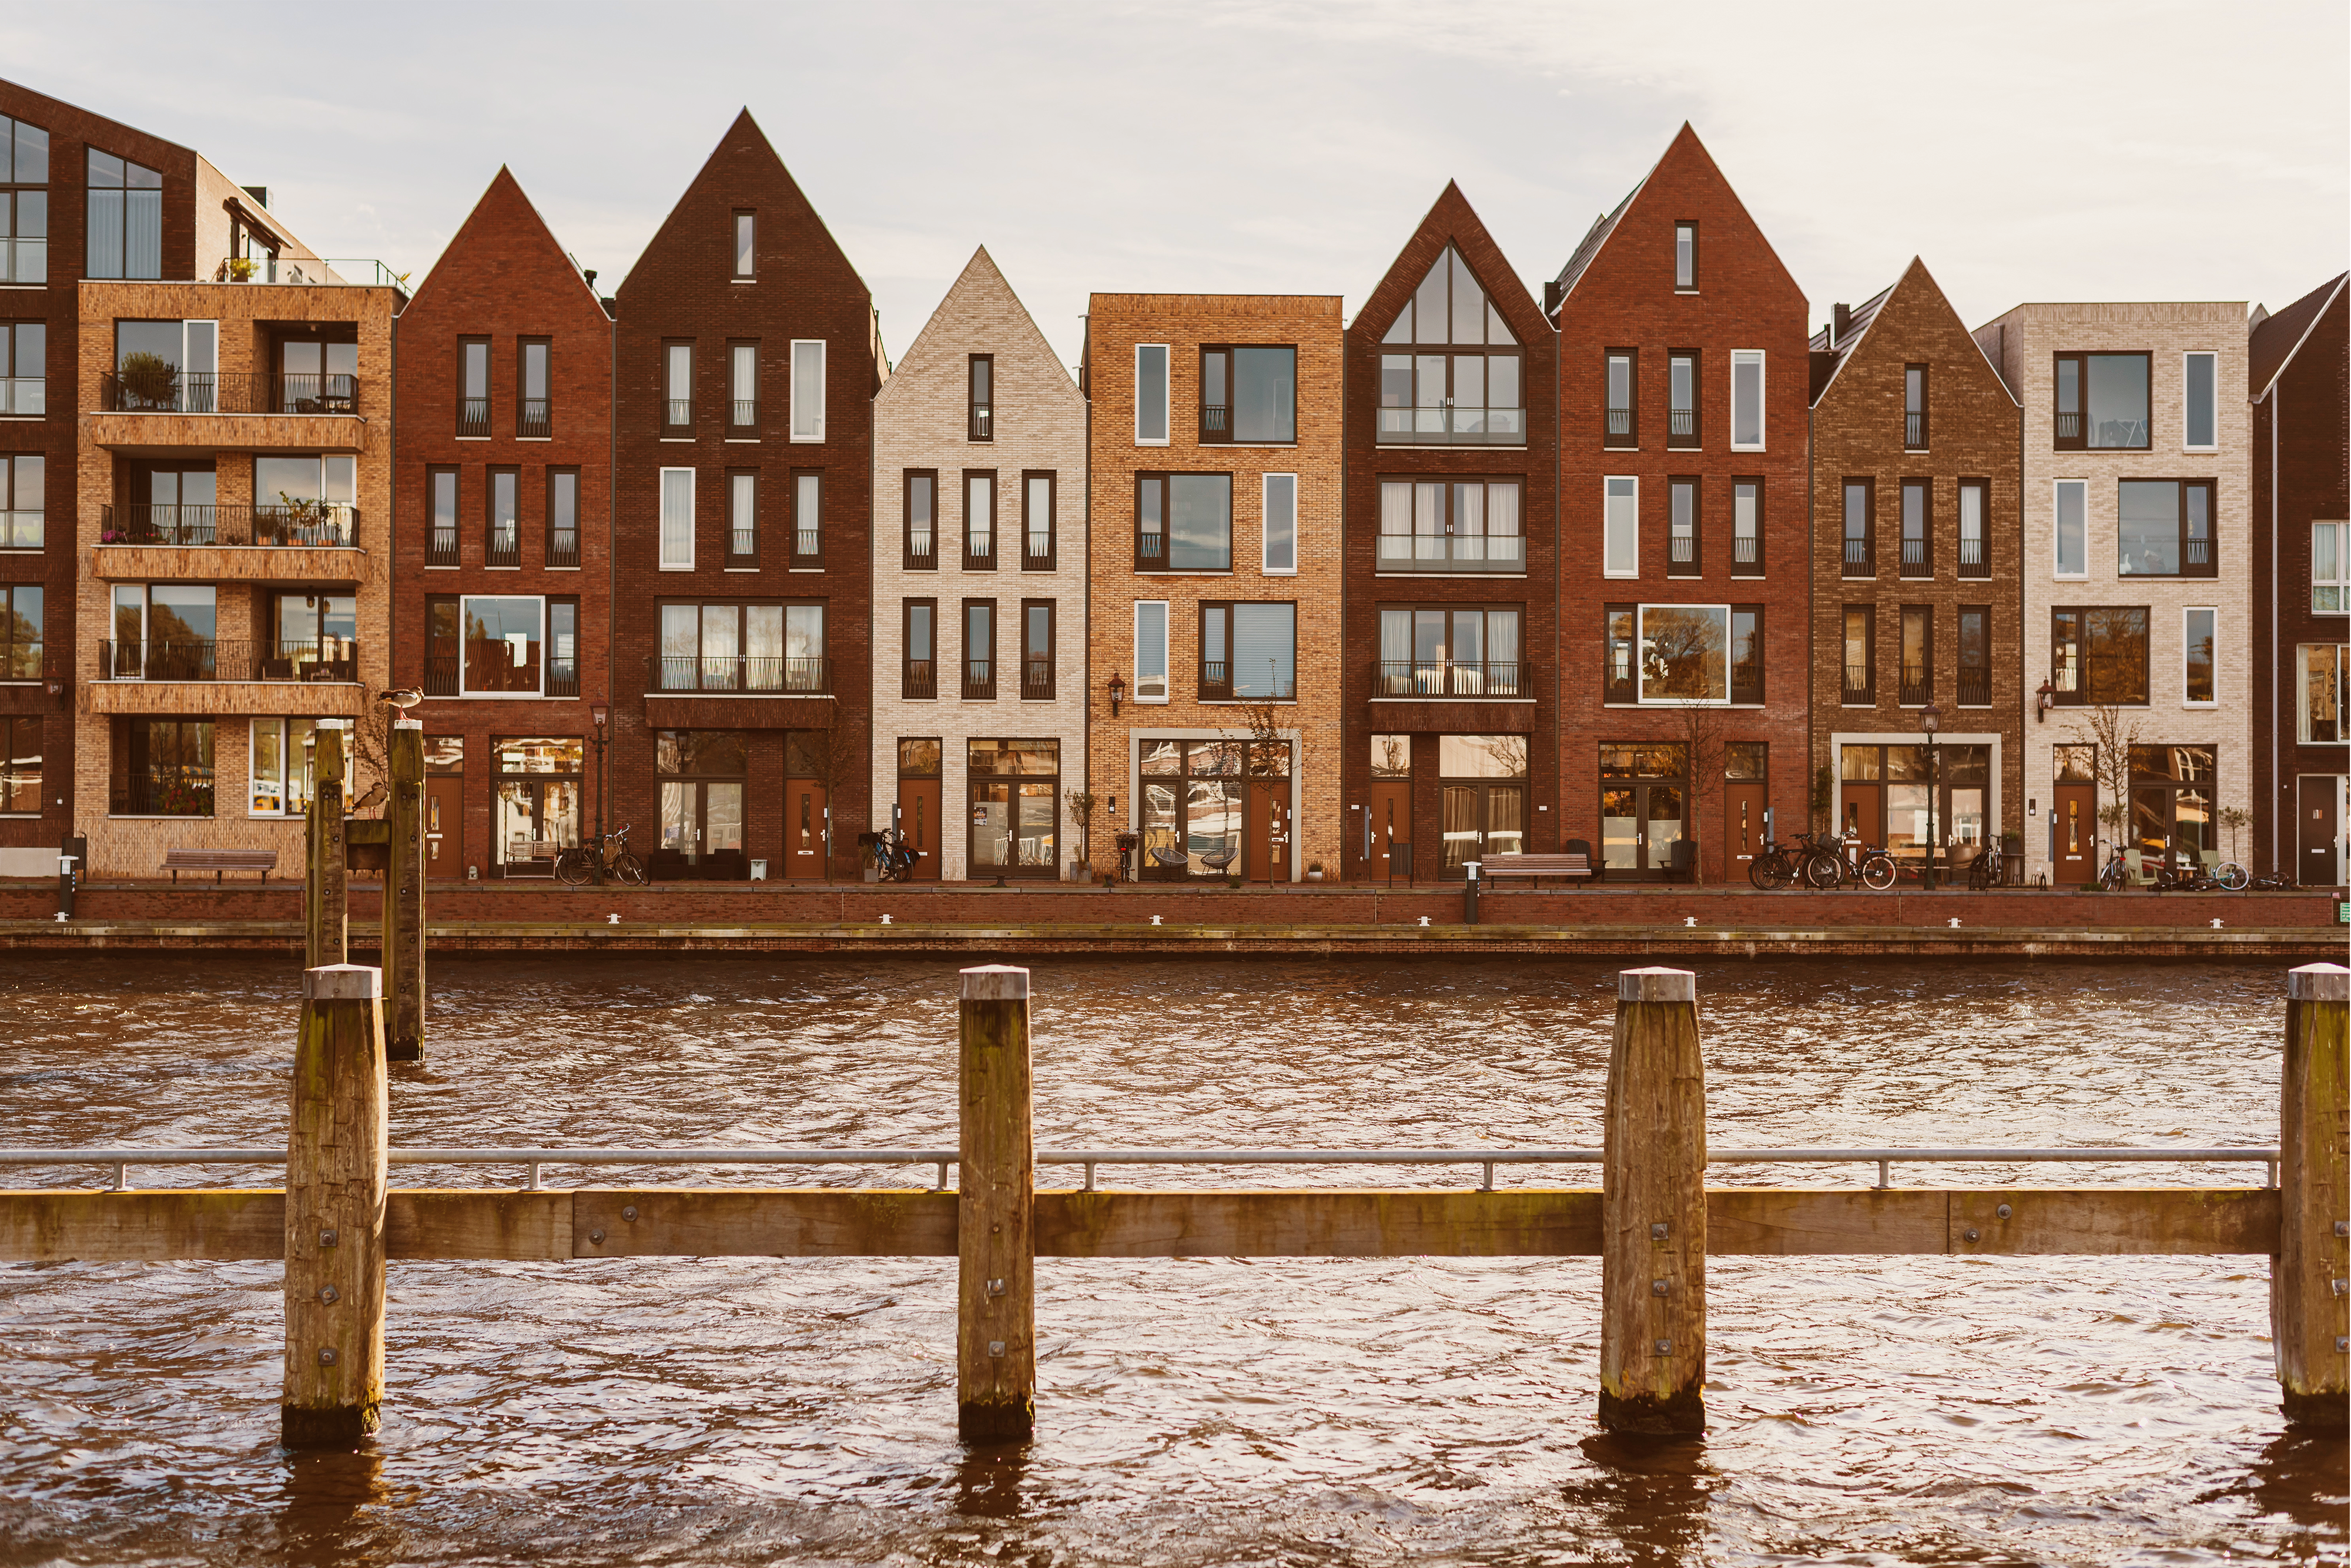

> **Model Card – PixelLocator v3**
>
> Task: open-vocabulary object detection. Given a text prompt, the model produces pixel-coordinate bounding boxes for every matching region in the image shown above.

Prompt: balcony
[101,504,360,551]
[99,638,360,684]
[101,371,358,417]
[1905,411,1927,449]
[1898,664,1930,706]
[458,397,489,437]
[905,528,936,571]
[963,658,995,701]
[1958,536,1988,579]
[485,525,520,569]
[1900,536,1930,577]
[1843,537,1873,577]
[2055,410,2080,442]
[548,529,580,569]
[726,527,758,565]
[1377,404,1529,447]
[1667,407,1697,448]
[1374,661,1525,699]
[1375,531,1525,574]
[905,658,937,700]
[1021,658,1053,701]
[1958,669,1990,706]
[1201,662,1296,702]
[519,398,551,437]
[110,766,215,819]
[791,528,821,566]
[1604,407,1635,448]
[1843,664,1873,704]
[645,654,828,695]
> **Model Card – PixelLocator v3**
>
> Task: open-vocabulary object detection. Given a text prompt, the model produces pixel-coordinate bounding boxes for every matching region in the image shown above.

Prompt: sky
[4,1,2343,371]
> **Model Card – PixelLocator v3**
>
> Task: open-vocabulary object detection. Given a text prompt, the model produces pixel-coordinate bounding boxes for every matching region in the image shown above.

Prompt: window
[1900,607,1933,705]
[109,584,215,678]
[1200,602,1297,700]
[659,467,694,569]
[1377,246,1522,446]
[1198,345,1297,444]
[426,468,458,564]
[1842,480,1874,577]
[969,739,1060,879]
[1605,351,1636,447]
[1732,480,1761,577]
[280,328,356,410]
[109,319,213,413]
[2128,745,2218,864]
[547,470,580,568]
[1957,480,1988,578]
[2050,606,2149,705]
[86,149,160,280]
[655,601,823,692]
[2054,352,2150,450]
[458,338,489,435]
[1729,351,1764,449]
[1600,604,1736,703]
[790,340,825,441]
[458,596,542,693]
[1376,478,1523,573]
[2118,479,2216,578]
[1958,607,1990,706]
[1900,480,1931,577]
[728,343,758,431]
[0,115,48,285]
[1023,472,1056,571]
[1,321,41,416]
[1674,222,1697,290]
[2054,480,2087,578]
[732,211,755,278]
[2182,352,2217,450]
[963,470,995,569]
[1667,353,1697,447]
[792,473,821,562]
[1375,605,1523,697]
[1133,600,1169,702]
[518,339,550,434]
[1,453,41,548]
[0,715,38,813]
[485,467,519,567]
[726,471,758,563]
[425,596,457,694]
[493,737,584,875]
[251,454,356,550]
[2183,608,2215,706]
[1134,344,1169,445]
[2300,644,2347,743]
[963,599,996,699]
[1261,473,1296,574]
[1904,365,1928,449]
[1604,477,1638,577]
[1134,473,1231,572]
[249,718,320,816]
[0,581,39,678]
[1730,607,1763,705]
[113,718,212,816]
[903,599,937,698]
[2316,522,2348,614]
[904,470,937,571]
[1843,607,1874,705]
[969,354,993,441]
[1668,479,1699,577]
[1022,599,1056,699]
[547,599,579,695]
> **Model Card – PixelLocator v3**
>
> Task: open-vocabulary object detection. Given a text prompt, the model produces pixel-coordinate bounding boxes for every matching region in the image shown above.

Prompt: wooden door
[2052,781,2096,884]
[1723,782,1768,873]
[1840,786,1883,855]
[424,776,464,876]
[2299,775,2344,887]
[1359,781,1411,880]
[1248,782,1291,883]
[786,781,829,880]
[897,778,942,882]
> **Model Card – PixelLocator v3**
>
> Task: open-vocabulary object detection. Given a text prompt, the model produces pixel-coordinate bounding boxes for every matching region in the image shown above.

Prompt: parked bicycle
[555,822,646,887]
[865,827,920,883]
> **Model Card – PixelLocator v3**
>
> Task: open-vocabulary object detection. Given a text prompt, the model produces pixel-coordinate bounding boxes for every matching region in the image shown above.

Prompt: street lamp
[1918,700,1942,891]
[590,703,609,875]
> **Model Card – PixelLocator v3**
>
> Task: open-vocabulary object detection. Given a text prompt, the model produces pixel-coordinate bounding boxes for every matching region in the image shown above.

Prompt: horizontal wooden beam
[0,1185,2282,1263]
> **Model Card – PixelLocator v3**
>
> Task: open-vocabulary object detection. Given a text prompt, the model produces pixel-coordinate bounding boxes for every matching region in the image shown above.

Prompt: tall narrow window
[1,452,42,550]
[1605,351,1636,447]
[2182,352,2217,450]
[1957,607,1990,706]
[903,599,936,699]
[664,342,694,429]
[518,339,550,434]
[1843,607,1874,705]
[547,470,579,567]
[904,471,937,571]
[1729,350,1764,449]
[2054,480,2087,578]
[1900,607,1932,705]
[790,340,825,441]
[963,599,996,699]
[2315,521,2348,614]
[1667,479,1699,577]
[729,343,757,430]
[1900,480,1930,577]
[1674,222,1697,289]
[426,468,458,564]
[1904,365,1928,449]
[1667,353,1697,447]
[1604,477,1638,577]
[659,467,694,569]
[1134,344,1170,445]
[485,468,519,567]
[731,211,755,278]
[1022,599,1055,699]
[727,471,758,563]
[0,115,49,287]
[1730,607,1762,703]
[0,321,41,417]
[1022,472,1054,571]
[1262,473,1297,573]
[1135,473,1166,570]
[0,582,41,681]
[1731,480,1761,577]
[963,471,995,570]
[0,715,42,813]
[458,339,490,435]
[1958,480,1989,578]
[969,354,993,441]
[2183,608,2216,705]
[1133,600,1169,702]
[792,473,822,563]
[86,149,160,280]
[1843,480,1873,577]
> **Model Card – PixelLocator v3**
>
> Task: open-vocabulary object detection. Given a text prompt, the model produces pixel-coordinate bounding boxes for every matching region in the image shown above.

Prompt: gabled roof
[1354,179,1547,343]
[1807,258,2020,411]
[879,245,1072,403]
[2249,271,2347,400]
[1549,177,1645,315]
[1545,124,1801,321]
[615,108,862,301]
[1806,280,1894,366]
[406,165,600,310]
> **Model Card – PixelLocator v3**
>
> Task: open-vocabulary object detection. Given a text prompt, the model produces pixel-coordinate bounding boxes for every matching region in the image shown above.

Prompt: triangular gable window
[1376,245,1524,447]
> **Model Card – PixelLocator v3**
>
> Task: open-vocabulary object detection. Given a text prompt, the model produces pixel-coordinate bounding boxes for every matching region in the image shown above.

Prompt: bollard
[282,963,389,1447]
[2275,962,2348,1428]
[304,725,348,969]
[1599,965,1707,1436]
[957,964,1035,1442]
[55,835,78,921]
[382,722,426,1063]
[1462,860,1479,925]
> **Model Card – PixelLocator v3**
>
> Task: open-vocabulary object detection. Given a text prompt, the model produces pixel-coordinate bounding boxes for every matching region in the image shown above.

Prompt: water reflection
[274,1446,392,1568]
[952,1440,1032,1519]
[1568,1433,1713,1566]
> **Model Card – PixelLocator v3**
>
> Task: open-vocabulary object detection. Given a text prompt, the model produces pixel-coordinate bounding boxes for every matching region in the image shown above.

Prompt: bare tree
[2069,704,2142,853]
[1064,789,1100,878]
[795,718,865,882]
[1671,702,1727,884]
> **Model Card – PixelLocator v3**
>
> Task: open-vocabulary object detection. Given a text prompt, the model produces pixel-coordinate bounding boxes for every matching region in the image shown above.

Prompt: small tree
[1671,702,1727,884]
[2216,805,2251,865]
[1813,763,1835,832]
[2071,704,2143,859]
[1064,789,1100,878]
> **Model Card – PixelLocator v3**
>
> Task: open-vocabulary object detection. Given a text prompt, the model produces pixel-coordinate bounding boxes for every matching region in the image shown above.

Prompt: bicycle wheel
[611,852,648,887]
[2098,859,2125,892]
[1747,851,1784,891]
[1968,854,1995,892]
[1859,852,1897,891]
[1802,850,1843,890]
[554,848,594,887]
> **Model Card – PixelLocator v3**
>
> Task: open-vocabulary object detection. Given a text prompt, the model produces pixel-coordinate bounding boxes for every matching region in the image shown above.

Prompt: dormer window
[1377,246,1523,446]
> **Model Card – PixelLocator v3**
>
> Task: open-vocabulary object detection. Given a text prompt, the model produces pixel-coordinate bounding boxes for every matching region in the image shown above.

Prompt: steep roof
[1354,179,1548,341]
[615,108,863,301]
[2249,271,2347,400]
[1545,123,1800,320]
[1549,178,1644,313]
[406,165,599,309]
[1808,257,2019,410]
[879,244,1073,404]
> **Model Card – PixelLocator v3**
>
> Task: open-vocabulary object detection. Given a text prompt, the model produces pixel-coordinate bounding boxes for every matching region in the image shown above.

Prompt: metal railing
[428,525,459,565]
[1377,406,1528,446]
[1731,665,1762,705]
[1959,535,1987,577]
[971,404,993,440]
[726,528,758,561]
[101,371,358,416]
[1733,533,1759,568]
[485,526,520,568]
[792,527,820,561]
[1668,407,1696,445]
[1374,532,1525,572]
[547,530,580,569]
[1843,664,1873,704]
[904,658,936,700]
[1843,537,1873,574]
[1905,411,1927,448]
[424,655,458,697]
[98,638,360,684]
[1899,664,1930,706]
[1021,658,1053,701]
[1957,669,1990,706]
[730,399,758,429]
[665,398,692,428]
[1604,407,1634,444]
[905,529,936,571]
[964,658,996,701]
[99,503,359,550]
[1375,660,1525,698]
[1136,528,1166,571]
[1901,535,1929,575]
[457,397,489,437]
[1199,404,1227,437]
[518,398,550,434]
[1201,661,1296,702]
[2186,537,2213,570]
[645,654,829,695]
[1025,531,1053,569]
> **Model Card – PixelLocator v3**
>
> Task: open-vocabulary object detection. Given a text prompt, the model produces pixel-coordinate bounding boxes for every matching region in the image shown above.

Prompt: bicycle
[1749,830,1840,892]
[865,827,920,883]
[555,823,647,887]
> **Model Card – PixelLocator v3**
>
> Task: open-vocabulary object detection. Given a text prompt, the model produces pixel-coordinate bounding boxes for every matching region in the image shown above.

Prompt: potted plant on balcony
[118,351,178,411]
[227,257,257,283]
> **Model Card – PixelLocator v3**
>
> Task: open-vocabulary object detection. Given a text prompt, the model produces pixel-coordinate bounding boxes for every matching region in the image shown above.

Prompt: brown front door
[786,780,829,880]
[1248,782,1291,883]
[2300,775,2345,887]
[1840,786,1883,856]
[1359,781,1411,880]
[424,776,464,876]
[897,778,942,882]
[1724,783,1768,873]
[2053,781,2097,883]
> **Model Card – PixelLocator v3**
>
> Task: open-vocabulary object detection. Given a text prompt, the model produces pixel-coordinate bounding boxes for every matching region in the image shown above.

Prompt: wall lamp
[1107,670,1125,718]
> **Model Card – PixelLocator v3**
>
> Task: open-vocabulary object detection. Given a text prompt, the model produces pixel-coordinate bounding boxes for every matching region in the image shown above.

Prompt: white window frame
[2182,606,2218,708]
[659,466,695,570]
[1729,349,1765,451]
[1261,473,1297,575]
[1134,343,1170,446]
[789,339,825,443]
[2312,520,2347,615]
[1133,599,1169,702]
[1603,475,1639,578]
[247,717,318,817]
[457,593,549,699]
[2052,479,2088,580]
[1635,602,1734,705]
[2181,351,2218,452]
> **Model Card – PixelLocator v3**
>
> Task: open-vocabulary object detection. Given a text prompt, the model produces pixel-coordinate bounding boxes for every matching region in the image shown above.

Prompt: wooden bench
[163,847,279,884]
[1479,852,1593,887]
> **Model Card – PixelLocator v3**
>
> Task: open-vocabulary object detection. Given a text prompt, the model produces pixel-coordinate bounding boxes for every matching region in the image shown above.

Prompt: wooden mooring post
[303,723,347,969]
[281,963,389,1448]
[2276,961,2348,1428]
[383,721,426,1062]
[957,964,1035,1442]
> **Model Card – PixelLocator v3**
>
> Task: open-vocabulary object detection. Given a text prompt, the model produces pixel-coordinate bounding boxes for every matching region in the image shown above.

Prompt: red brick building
[1342,183,1556,880]
[611,112,885,881]
[393,167,612,880]
[1547,125,1809,882]
[2250,272,2349,885]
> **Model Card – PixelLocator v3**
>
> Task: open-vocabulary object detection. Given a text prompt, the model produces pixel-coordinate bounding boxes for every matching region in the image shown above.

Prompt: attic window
[1376,246,1523,446]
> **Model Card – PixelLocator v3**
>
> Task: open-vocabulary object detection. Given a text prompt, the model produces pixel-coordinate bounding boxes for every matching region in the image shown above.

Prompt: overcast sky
[6,1,2343,370]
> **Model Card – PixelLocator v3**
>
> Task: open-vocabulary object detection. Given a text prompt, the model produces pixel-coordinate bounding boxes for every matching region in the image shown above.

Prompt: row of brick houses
[0,81,2340,888]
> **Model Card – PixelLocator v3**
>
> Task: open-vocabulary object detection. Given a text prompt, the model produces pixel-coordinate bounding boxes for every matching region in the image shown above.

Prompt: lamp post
[1918,700,1942,891]
[590,703,609,877]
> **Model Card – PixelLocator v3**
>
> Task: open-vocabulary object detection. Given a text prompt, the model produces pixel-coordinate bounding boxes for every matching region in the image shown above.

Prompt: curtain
[659,470,694,567]
[1232,602,1294,698]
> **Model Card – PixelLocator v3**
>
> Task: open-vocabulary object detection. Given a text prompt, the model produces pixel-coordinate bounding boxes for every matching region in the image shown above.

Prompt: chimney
[241,185,269,209]
[582,269,597,290]
[1543,279,1563,317]
[1832,303,1851,346]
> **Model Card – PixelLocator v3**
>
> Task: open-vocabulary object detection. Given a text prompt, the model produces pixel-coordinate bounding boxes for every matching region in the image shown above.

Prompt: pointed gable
[1549,123,1803,318]
[406,165,601,319]
[1811,258,2016,413]
[616,109,864,311]
[880,246,1074,414]
[1357,181,1547,350]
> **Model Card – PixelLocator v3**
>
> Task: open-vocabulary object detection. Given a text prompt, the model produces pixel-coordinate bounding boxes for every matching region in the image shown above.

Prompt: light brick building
[870,247,1087,880]
[1084,294,1343,882]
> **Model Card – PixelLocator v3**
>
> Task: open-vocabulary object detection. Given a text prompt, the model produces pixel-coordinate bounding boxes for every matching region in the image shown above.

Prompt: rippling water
[0,954,2341,1566]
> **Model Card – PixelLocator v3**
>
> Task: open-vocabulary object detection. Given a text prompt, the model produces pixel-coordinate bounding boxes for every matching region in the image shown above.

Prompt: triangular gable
[1550,123,1802,316]
[615,108,864,300]
[880,246,1074,407]
[406,165,598,311]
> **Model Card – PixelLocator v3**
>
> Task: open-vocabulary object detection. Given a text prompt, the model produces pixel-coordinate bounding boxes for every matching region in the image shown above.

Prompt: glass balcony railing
[1376,405,1528,446]
[1375,531,1524,572]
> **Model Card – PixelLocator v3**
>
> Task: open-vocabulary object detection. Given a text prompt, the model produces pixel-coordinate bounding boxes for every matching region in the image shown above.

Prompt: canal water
[0,954,2340,1566]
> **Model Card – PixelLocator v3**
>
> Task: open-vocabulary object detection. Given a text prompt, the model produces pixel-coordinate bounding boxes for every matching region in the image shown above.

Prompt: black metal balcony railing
[547,529,580,569]
[99,503,360,550]
[458,397,489,437]
[1899,664,1930,706]
[1905,411,1927,448]
[905,529,936,571]
[1843,537,1873,575]
[428,524,460,565]
[726,528,758,562]
[1958,669,1990,706]
[904,659,936,700]
[1021,658,1053,700]
[1136,527,1166,571]
[731,399,757,429]
[1375,404,1528,446]
[1374,532,1526,572]
[1605,407,1635,445]
[792,528,820,561]
[1374,660,1526,699]
[964,658,995,701]
[102,371,360,416]
[1901,536,1929,575]
[99,639,360,684]
[111,766,216,818]
[486,527,520,568]
[646,654,829,695]
[1668,407,1696,445]
[1843,664,1873,704]
[1958,535,1988,578]
[665,399,692,428]
[1200,404,1227,437]
[519,398,550,435]
[1026,531,1053,569]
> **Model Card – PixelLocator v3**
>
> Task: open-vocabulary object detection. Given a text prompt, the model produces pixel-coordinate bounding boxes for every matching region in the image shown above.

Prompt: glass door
[1601,788,1639,872]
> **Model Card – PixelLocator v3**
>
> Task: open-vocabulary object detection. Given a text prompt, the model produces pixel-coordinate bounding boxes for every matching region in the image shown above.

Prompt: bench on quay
[163,847,279,884]
[1479,852,1593,887]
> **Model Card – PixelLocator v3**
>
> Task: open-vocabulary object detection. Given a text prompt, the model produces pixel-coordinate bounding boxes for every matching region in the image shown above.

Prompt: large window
[1378,477,1523,573]
[1729,350,1764,450]
[2118,479,2216,577]
[114,718,213,816]
[1134,344,1169,445]
[904,470,937,570]
[2054,352,2150,450]
[1138,738,1285,879]
[1023,472,1056,571]
[0,715,38,813]
[485,467,519,566]
[1376,605,1522,696]
[1260,474,1294,574]
[963,470,995,569]
[0,115,48,285]
[2317,522,2349,615]
[1601,604,1753,704]
[659,467,694,569]
[2054,480,2087,578]
[1,581,39,678]
[1604,477,1637,577]
[657,730,748,880]
[2051,606,2149,706]
[1200,601,1295,700]
[273,592,357,682]
[1439,735,1528,872]
[1199,346,1296,444]
[1,320,41,416]
[1133,600,1168,702]
[2183,352,2217,450]
[1135,473,1231,572]
[969,740,1060,878]
[2,454,41,548]
[2129,745,2216,865]
[86,149,160,280]
[493,738,584,876]
[790,340,825,441]
[657,601,823,692]
[2300,645,2347,744]
[249,718,320,816]
[1377,246,1521,446]
[2183,608,2215,706]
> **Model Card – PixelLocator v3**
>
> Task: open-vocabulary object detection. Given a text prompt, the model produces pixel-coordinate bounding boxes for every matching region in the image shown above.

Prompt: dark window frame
[1196,343,1299,445]
[1605,349,1637,448]
[1375,602,1526,698]
[962,597,997,700]
[789,469,822,566]
[1020,470,1055,571]
[1666,350,1699,447]
[546,595,581,696]
[484,465,520,568]
[731,210,756,279]
[1841,477,1875,578]
[662,339,695,430]
[1730,477,1764,578]
[1603,604,1635,703]
[546,468,580,568]
[1898,604,1934,706]
[0,581,42,684]
[1020,598,1056,699]
[726,340,759,431]
[1843,605,1876,705]
[1957,605,1991,706]
[903,469,937,571]
[1957,478,1991,578]
[903,597,937,700]
[1899,478,1933,578]
[2049,604,2152,706]
[1674,221,1698,290]
[426,466,460,565]
[517,337,551,434]
[2116,477,2219,579]
[1903,364,1928,450]
[457,337,490,437]
[651,597,829,693]
[1133,471,1233,574]
[962,468,997,571]
[725,468,759,564]
[968,354,993,442]
[1667,477,1702,578]
[424,594,459,695]
[1730,605,1763,705]
[1198,600,1299,702]
[2052,350,2152,451]
[1135,472,1165,571]
[0,712,40,815]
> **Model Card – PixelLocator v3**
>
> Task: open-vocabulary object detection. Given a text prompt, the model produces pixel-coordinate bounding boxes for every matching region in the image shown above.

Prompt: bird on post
[349,782,388,814]
[378,688,423,712]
